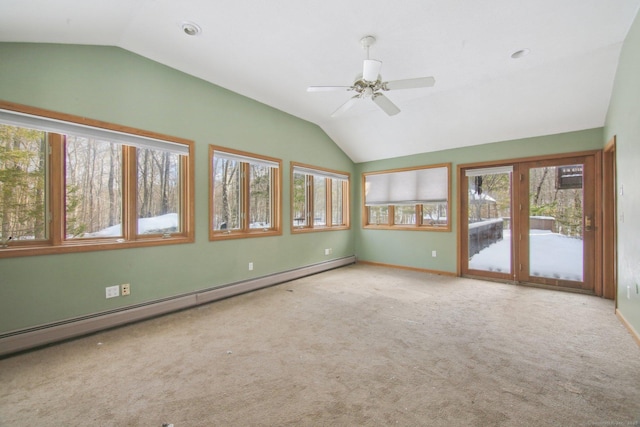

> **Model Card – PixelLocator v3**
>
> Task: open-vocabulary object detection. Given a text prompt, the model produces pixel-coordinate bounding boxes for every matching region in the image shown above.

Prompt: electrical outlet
[432,250,437,258]
[121,283,130,296]
[105,285,119,299]
[248,262,253,271]
[325,248,331,255]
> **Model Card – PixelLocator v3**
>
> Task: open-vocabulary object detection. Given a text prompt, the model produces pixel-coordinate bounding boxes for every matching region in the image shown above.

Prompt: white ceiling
[1,0,639,163]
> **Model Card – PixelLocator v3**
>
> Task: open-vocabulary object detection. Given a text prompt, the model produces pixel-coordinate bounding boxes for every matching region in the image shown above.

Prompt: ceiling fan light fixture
[363,59,382,82]
[181,21,202,36]
[510,48,530,59]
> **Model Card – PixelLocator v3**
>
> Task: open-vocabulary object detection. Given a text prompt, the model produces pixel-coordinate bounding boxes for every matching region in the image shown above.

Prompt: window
[363,163,450,231]
[291,163,350,232]
[0,124,47,242]
[210,146,282,240]
[0,102,194,258]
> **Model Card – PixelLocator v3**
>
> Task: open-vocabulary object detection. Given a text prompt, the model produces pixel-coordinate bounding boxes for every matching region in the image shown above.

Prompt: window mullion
[271,166,279,231]
[326,178,333,227]
[343,180,350,227]
[242,162,250,231]
[122,146,137,240]
[179,156,188,236]
[306,175,313,228]
[49,133,64,245]
[416,204,423,227]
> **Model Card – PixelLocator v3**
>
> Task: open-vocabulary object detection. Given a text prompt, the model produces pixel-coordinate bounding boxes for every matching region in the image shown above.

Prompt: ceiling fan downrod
[360,36,381,83]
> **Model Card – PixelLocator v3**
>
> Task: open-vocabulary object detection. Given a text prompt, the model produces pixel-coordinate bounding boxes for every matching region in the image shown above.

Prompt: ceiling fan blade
[331,95,360,117]
[362,59,382,82]
[372,93,401,116]
[307,86,353,92]
[383,76,435,91]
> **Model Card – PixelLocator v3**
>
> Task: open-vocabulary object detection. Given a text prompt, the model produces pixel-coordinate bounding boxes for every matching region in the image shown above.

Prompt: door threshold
[462,274,596,296]
[516,280,595,296]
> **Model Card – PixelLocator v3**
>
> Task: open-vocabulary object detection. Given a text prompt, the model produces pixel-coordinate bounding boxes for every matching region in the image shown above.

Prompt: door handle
[585,215,592,231]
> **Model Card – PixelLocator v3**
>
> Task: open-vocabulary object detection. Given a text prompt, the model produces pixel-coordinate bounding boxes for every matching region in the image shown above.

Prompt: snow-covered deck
[469,229,583,281]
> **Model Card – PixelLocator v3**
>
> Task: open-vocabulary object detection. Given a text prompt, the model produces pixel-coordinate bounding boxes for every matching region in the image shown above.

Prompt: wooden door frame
[457,149,603,295]
[603,137,617,301]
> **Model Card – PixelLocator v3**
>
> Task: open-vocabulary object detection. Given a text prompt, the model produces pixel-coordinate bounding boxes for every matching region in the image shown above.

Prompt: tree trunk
[108,144,117,226]
[533,167,548,206]
[140,149,150,217]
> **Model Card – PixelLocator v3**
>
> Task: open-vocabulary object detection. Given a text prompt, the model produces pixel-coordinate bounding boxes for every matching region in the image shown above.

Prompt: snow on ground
[83,213,178,237]
[469,229,583,281]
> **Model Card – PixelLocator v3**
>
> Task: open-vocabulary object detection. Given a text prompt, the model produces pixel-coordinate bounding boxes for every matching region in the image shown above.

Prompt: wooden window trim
[209,145,282,241]
[290,162,351,234]
[362,163,451,232]
[0,101,195,259]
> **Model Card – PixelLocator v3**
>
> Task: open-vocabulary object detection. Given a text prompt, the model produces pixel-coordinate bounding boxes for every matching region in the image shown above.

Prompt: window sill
[291,226,350,234]
[0,236,194,259]
[363,225,451,232]
[209,229,282,241]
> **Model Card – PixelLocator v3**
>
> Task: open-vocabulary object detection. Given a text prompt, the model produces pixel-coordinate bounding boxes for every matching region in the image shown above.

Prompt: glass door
[520,156,596,291]
[462,166,515,281]
[461,153,598,293]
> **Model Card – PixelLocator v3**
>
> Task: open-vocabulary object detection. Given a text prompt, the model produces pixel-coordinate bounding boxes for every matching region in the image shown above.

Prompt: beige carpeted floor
[1,264,639,426]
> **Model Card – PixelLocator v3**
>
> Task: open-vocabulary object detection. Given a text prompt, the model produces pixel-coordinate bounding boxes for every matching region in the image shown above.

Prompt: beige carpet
[1,264,639,426]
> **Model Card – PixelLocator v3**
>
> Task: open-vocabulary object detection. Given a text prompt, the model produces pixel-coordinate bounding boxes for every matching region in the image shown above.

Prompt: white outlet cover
[106,285,119,298]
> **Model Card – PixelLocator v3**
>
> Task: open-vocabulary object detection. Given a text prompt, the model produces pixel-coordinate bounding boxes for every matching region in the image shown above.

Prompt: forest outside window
[210,146,282,240]
[0,102,194,258]
[291,163,350,232]
[363,163,450,231]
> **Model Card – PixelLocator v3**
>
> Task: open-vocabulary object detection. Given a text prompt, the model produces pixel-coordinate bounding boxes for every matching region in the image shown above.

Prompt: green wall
[605,10,640,334]
[355,128,604,272]
[1,35,636,341]
[0,43,356,333]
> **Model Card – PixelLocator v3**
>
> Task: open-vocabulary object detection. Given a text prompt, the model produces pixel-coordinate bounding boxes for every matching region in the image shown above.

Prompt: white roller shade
[364,173,390,205]
[365,165,448,205]
[293,165,348,181]
[465,166,513,177]
[214,151,279,169]
[416,167,449,201]
[0,109,189,156]
[389,169,417,203]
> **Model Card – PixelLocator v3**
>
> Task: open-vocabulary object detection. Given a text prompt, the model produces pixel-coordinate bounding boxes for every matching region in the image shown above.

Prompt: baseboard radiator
[0,256,356,357]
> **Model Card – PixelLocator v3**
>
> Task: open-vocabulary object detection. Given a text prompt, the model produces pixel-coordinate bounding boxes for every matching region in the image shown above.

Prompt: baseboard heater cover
[0,256,356,357]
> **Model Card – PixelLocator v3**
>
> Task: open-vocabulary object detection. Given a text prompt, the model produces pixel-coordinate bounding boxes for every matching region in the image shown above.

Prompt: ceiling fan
[307,35,435,117]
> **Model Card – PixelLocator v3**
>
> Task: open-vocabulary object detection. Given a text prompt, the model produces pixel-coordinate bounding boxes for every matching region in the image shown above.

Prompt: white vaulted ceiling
[1,0,638,162]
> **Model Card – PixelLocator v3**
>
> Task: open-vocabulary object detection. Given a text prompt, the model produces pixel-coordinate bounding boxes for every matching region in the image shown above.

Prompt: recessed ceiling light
[511,48,530,59]
[181,21,201,37]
